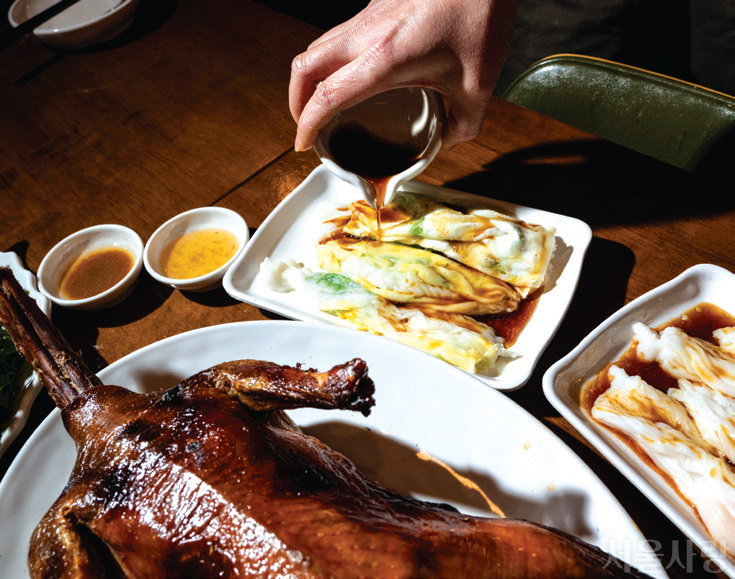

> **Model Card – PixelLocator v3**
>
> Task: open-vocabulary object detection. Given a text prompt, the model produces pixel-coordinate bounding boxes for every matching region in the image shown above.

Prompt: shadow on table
[49,273,173,371]
[445,137,735,229]
[180,286,239,308]
[254,0,368,31]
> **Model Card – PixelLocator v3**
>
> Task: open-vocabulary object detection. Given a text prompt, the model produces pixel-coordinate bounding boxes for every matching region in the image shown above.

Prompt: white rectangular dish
[543,263,735,577]
[224,165,592,391]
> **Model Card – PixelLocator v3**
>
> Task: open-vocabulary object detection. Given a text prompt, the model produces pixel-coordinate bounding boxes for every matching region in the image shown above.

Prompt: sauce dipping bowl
[314,87,445,208]
[144,207,249,292]
[8,0,142,50]
[38,224,144,310]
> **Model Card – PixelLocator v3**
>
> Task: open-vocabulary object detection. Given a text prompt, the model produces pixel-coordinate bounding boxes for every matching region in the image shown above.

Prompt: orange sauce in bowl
[59,247,135,300]
[159,228,239,280]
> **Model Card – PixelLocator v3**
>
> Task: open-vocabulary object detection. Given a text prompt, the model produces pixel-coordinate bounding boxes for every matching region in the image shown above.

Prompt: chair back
[502,54,735,183]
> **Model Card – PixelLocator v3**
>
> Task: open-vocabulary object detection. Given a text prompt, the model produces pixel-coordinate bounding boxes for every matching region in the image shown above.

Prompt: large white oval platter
[0,320,663,577]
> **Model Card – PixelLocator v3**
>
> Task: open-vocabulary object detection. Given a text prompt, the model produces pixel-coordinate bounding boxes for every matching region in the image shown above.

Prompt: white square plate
[543,263,735,576]
[224,165,592,391]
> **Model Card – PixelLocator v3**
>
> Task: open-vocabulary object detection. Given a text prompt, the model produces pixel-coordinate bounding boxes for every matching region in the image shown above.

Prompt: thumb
[441,98,488,151]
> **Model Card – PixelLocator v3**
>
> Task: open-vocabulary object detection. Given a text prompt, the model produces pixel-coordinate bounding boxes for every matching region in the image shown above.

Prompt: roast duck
[0,268,651,578]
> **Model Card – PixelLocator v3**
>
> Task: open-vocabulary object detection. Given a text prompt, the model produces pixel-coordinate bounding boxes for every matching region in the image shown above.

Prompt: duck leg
[0,267,101,409]
[1,266,653,579]
[185,358,375,415]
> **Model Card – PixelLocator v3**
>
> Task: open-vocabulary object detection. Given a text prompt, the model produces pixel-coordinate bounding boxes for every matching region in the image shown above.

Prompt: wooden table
[1,1,734,577]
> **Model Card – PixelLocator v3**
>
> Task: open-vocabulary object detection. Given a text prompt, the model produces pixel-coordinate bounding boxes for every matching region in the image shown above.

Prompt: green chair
[502,54,735,183]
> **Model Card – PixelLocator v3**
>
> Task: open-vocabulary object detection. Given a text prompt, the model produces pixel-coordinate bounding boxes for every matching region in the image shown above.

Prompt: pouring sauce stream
[328,123,425,237]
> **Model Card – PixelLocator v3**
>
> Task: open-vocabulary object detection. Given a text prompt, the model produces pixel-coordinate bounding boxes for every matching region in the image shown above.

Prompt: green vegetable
[0,325,23,423]
[313,273,365,294]
[408,215,426,236]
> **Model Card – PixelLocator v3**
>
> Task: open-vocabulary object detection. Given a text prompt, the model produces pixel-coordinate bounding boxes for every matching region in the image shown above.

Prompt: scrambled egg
[317,238,521,315]
[257,191,555,377]
[343,192,556,296]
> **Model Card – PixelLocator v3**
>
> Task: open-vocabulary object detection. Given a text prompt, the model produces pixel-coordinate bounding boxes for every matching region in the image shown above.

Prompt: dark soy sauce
[582,302,735,412]
[328,123,425,223]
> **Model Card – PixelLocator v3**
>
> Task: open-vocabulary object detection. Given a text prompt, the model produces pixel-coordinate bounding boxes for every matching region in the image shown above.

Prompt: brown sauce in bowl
[328,123,426,236]
[59,247,135,300]
[328,123,424,183]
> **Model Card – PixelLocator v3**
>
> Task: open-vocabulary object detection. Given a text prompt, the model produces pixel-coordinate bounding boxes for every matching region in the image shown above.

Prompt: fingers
[287,0,511,152]
[291,31,403,151]
[289,32,354,123]
[291,39,489,154]
[306,9,365,50]
[289,3,381,123]
[290,4,405,151]
[292,54,393,152]
[442,95,491,151]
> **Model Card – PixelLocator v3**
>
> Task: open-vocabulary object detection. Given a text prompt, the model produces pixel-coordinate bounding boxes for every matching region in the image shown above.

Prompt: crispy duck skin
[0,267,652,578]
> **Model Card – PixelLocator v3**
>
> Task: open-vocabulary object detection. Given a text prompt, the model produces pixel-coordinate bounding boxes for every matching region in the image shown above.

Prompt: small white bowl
[8,0,141,50]
[314,87,445,208]
[38,224,144,310]
[144,207,249,292]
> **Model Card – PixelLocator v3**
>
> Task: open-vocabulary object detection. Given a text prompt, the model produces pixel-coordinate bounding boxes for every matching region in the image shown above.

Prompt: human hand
[289,0,518,152]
